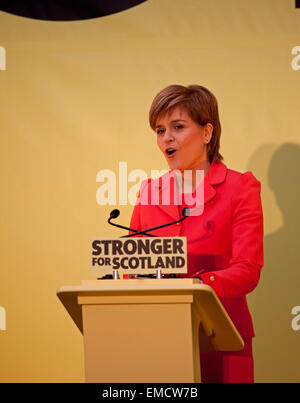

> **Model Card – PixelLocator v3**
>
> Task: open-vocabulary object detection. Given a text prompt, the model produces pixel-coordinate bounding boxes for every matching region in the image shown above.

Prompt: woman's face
[155,107,212,173]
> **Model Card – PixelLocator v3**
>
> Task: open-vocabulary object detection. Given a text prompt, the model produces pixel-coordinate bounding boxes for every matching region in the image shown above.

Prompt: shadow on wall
[247,143,300,383]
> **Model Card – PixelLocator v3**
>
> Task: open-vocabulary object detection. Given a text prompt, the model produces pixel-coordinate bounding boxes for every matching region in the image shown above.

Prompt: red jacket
[129,159,264,338]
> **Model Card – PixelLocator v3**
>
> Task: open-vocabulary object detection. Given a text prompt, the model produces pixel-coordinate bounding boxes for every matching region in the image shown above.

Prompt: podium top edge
[56,283,212,295]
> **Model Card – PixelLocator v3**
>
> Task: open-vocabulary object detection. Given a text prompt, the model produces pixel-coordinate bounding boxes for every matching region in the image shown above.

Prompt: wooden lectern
[57,278,244,383]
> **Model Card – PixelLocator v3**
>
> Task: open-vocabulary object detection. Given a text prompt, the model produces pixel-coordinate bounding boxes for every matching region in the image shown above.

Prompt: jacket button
[209,275,215,282]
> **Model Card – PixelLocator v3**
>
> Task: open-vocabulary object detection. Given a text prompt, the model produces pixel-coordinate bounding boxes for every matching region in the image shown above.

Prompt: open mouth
[165,148,177,157]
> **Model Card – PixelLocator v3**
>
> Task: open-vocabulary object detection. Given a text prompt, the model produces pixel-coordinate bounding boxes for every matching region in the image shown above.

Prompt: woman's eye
[156,129,165,135]
[175,125,183,130]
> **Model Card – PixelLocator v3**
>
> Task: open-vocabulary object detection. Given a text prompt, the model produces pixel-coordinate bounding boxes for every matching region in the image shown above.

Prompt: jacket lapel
[154,160,227,219]
[203,160,227,205]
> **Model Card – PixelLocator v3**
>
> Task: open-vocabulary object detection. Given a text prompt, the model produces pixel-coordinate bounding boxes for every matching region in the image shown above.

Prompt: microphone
[124,207,190,238]
[109,209,120,219]
[181,207,190,217]
[107,209,156,237]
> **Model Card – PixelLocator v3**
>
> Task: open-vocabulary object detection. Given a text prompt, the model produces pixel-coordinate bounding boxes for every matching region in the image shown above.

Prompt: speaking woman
[129,85,264,383]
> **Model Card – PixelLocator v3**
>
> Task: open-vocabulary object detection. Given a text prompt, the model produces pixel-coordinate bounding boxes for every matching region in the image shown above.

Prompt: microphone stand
[123,210,189,238]
[107,209,155,237]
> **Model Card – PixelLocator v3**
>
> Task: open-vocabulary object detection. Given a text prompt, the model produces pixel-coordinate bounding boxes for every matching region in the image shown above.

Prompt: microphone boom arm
[125,213,188,238]
[108,217,156,237]
[107,207,189,238]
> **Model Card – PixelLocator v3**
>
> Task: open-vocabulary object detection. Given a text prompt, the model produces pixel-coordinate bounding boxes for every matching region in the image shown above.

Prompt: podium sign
[91,236,187,276]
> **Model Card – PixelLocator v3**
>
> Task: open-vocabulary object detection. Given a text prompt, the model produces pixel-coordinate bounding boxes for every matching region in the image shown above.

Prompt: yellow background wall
[0,0,299,382]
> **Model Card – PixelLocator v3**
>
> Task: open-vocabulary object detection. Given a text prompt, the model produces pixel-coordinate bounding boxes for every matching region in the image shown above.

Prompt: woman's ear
[204,123,213,144]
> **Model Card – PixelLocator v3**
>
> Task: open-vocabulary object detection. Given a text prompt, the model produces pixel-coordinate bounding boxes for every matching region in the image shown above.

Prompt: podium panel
[57,279,244,383]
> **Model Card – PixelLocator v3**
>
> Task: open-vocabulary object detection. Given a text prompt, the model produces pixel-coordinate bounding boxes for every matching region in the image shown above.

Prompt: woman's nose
[164,129,174,142]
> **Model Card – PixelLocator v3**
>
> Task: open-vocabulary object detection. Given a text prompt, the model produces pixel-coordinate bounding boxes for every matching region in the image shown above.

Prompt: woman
[129,84,264,383]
